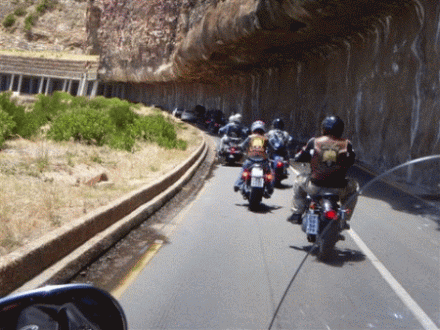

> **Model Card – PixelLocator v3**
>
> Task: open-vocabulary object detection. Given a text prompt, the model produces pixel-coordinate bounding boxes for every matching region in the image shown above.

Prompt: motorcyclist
[233,120,274,196]
[266,118,293,161]
[218,114,245,155]
[287,115,359,225]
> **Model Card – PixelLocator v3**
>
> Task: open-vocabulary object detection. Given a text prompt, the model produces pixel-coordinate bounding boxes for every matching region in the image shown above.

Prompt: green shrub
[48,106,112,146]
[88,96,131,111]
[14,8,27,16]
[0,110,16,148]
[2,14,16,28]
[36,0,57,14]
[0,92,38,138]
[107,130,136,152]
[33,91,71,123]
[108,103,138,129]
[0,92,186,152]
[24,13,37,30]
[132,114,186,150]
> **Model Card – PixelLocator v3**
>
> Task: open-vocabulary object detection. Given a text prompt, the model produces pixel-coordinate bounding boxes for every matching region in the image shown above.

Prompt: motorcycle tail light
[242,170,250,180]
[324,209,339,220]
[265,172,274,182]
[230,147,236,153]
[276,161,284,168]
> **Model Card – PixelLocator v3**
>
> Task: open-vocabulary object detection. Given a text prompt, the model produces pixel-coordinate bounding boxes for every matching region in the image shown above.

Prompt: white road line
[289,166,439,330]
[348,229,439,330]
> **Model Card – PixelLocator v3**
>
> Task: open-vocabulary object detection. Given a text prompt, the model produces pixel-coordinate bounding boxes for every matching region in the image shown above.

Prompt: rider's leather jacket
[294,135,355,188]
[240,133,269,160]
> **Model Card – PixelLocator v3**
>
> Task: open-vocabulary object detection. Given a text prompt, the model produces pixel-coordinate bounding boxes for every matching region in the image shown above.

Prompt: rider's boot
[287,213,302,224]
[234,179,243,192]
[264,186,274,198]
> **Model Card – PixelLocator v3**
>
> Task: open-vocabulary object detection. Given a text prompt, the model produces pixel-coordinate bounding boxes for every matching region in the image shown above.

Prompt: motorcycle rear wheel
[316,222,339,260]
[249,188,263,211]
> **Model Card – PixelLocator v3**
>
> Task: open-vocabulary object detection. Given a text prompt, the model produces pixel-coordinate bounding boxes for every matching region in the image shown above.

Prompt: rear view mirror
[0,284,127,330]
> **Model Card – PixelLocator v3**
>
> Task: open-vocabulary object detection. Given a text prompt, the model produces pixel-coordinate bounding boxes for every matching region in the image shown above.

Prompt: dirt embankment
[0,104,203,257]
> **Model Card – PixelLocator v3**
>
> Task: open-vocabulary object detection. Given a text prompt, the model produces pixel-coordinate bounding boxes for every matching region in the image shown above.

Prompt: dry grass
[0,107,202,256]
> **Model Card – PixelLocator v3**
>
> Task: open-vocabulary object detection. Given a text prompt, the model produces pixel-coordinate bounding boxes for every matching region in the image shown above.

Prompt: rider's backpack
[311,136,349,182]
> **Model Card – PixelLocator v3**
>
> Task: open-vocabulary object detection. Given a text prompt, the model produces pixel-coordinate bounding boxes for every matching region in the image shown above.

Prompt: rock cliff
[90,0,439,191]
[91,0,413,83]
[0,0,87,53]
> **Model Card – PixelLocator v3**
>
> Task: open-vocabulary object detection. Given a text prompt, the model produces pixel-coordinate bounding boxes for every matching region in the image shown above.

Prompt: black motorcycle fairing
[0,284,127,330]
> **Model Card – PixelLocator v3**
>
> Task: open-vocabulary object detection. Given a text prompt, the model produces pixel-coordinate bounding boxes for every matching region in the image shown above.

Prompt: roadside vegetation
[0,91,187,151]
[0,91,200,256]
[2,0,58,30]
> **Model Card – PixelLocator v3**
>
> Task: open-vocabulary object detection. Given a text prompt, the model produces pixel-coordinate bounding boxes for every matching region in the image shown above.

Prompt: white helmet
[228,115,235,123]
[251,120,266,134]
[233,113,242,123]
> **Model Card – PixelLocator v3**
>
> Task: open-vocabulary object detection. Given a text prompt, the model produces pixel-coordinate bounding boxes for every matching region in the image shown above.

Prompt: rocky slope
[0,0,87,54]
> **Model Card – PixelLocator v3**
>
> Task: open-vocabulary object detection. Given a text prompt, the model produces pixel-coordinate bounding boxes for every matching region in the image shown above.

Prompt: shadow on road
[274,182,293,190]
[289,244,366,267]
[218,162,242,168]
[234,202,284,214]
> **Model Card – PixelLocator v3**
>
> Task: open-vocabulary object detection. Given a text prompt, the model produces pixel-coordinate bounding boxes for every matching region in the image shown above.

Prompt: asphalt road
[114,157,440,330]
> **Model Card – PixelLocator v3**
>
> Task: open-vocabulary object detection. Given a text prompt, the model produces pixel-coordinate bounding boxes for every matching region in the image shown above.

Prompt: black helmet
[272,118,284,130]
[321,115,344,138]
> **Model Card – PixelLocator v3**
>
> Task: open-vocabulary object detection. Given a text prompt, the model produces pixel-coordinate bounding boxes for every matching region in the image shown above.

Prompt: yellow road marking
[111,242,163,299]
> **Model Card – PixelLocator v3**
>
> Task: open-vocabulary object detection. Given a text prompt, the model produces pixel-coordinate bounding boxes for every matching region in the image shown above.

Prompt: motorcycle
[268,135,289,186]
[239,160,274,210]
[270,154,289,186]
[207,119,223,135]
[301,191,350,260]
[205,110,226,135]
[0,284,127,330]
[270,155,440,328]
[218,136,244,165]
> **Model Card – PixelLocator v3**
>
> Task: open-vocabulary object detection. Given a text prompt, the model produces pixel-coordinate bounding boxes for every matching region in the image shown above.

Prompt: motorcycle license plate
[306,214,319,235]
[251,168,264,188]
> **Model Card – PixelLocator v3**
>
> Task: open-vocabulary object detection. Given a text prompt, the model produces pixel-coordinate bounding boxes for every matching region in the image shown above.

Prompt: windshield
[269,155,439,330]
